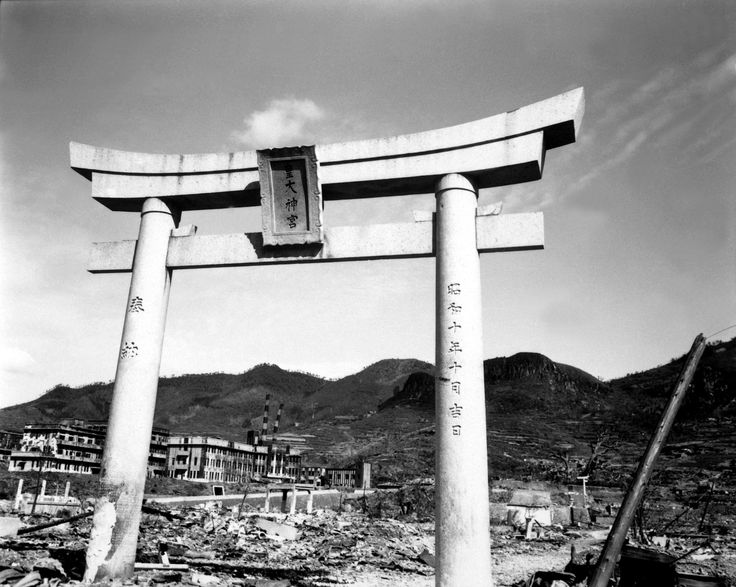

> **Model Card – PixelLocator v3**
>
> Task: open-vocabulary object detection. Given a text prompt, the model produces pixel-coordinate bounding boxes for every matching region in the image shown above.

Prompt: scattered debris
[17,512,93,536]
[1,483,733,586]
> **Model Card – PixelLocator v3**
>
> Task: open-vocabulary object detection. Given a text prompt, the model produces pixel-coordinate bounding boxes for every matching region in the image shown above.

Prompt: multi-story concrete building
[0,429,24,461]
[295,462,372,488]
[166,435,301,483]
[9,420,105,475]
[8,419,170,477]
[9,396,312,484]
[86,420,169,477]
[324,462,372,489]
[165,396,304,483]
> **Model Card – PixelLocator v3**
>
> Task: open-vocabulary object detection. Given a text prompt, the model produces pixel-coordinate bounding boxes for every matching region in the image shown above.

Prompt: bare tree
[582,430,617,478]
[550,443,576,483]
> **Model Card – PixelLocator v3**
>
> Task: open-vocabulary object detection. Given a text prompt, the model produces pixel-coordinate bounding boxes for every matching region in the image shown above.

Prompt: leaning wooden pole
[588,334,707,587]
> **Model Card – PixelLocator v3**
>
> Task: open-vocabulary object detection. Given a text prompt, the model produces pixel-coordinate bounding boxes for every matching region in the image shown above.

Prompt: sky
[1,0,734,409]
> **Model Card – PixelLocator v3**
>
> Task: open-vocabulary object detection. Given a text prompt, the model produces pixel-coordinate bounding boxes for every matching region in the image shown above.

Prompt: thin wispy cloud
[230,98,325,149]
[503,45,736,210]
[696,132,736,166]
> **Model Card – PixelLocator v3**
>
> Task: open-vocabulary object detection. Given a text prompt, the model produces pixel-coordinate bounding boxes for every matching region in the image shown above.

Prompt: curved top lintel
[70,87,584,179]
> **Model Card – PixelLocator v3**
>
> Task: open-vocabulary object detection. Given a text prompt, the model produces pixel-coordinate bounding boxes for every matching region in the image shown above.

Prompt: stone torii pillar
[435,173,493,583]
[71,88,584,584]
[84,198,179,579]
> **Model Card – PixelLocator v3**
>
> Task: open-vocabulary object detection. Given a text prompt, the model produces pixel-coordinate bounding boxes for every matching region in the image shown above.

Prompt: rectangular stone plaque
[258,146,323,247]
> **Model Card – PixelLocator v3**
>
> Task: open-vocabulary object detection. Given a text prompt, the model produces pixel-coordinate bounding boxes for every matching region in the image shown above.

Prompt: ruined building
[166,435,301,483]
[8,419,169,477]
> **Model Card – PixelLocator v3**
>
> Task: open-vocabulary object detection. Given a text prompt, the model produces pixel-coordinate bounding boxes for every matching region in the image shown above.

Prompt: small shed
[506,489,552,527]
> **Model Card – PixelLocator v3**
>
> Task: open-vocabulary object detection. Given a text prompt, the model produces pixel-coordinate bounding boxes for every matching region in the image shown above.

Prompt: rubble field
[2,493,735,587]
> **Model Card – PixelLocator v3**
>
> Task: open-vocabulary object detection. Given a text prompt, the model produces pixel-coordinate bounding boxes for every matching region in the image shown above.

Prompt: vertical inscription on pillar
[120,341,139,359]
[445,282,463,436]
[128,296,144,312]
[258,146,323,247]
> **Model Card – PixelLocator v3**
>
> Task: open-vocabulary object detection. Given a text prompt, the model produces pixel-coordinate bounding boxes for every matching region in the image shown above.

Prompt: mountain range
[1,338,734,487]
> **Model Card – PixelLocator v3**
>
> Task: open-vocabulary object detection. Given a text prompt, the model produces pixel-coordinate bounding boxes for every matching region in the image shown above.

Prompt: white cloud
[230,98,325,149]
[0,347,39,375]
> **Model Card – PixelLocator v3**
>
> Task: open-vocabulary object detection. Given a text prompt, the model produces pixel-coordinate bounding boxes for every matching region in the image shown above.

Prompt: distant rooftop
[508,490,552,508]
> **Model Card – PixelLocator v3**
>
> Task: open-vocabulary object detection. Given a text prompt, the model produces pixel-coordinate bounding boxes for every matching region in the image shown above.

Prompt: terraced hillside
[292,339,736,489]
[1,338,733,491]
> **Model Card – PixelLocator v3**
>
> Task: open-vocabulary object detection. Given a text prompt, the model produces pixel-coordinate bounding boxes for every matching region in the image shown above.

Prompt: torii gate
[71,88,584,585]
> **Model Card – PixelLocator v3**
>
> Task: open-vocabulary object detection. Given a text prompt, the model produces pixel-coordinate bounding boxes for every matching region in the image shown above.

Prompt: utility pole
[30,445,51,516]
[589,334,707,587]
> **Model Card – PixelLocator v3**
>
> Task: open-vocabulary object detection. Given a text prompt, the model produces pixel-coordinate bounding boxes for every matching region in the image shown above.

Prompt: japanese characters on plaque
[446,282,463,437]
[257,146,323,247]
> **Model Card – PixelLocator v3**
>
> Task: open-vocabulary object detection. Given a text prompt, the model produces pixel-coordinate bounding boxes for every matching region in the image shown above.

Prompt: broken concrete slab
[190,571,223,586]
[134,562,190,571]
[0,516,21,537]
[254,580,292,587]
[0,568,24,584]
[31,556,67,580]
[418,548,436,568]
[149,571,183,584]
[254,517,299,541]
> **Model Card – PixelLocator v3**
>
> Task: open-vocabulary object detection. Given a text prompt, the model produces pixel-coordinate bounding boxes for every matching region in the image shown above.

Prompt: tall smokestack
[261,394,270,442]
[273,403,284,436]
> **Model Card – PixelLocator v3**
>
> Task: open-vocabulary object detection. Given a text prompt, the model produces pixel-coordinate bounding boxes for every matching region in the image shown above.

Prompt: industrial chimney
[261,394,270,444]
[273,403,284,436]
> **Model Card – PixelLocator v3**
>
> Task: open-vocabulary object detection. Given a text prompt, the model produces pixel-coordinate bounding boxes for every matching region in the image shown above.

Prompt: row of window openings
[176,446,245,455]
[29,434,97,444]
[171,463,293,477]
[14,460,90,473]
[171,457,275,470]
[177,470,239,481]
[66,453,95,461]
[176,468,297,482]
[171,455,272,467]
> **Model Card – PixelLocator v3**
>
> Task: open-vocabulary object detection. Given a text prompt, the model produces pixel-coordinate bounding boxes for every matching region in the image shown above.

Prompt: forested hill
[0,359,432,437]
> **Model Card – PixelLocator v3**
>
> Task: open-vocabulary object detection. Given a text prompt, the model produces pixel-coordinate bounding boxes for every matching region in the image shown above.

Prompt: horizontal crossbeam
[71,88,583,212]
[85,133,544,212]
[88,212,543,273]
